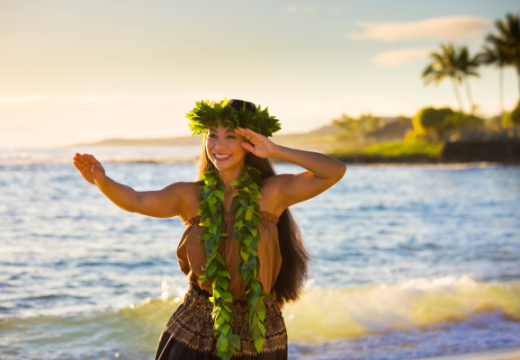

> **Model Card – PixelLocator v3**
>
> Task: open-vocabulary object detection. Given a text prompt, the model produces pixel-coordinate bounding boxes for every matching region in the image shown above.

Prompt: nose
[214,136,227,149]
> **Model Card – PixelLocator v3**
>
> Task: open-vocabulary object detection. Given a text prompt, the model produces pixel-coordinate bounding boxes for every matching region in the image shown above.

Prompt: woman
[73,99,346,360]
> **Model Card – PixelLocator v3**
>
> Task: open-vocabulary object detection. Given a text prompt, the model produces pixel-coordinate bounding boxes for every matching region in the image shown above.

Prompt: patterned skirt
[154,282,288,360]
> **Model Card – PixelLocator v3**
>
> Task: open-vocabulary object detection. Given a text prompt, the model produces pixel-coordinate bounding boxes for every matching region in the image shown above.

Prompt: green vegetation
[328,141,443,160]
[423,12,520,117]
[408,107,484,142]
[422,44,480,112]
[482,13,520,101]
[332,113,382,141]
[502,100,520,126]
[82,13,520,163]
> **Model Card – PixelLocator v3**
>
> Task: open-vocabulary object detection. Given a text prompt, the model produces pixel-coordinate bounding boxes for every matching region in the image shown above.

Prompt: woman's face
[205,126,249,171]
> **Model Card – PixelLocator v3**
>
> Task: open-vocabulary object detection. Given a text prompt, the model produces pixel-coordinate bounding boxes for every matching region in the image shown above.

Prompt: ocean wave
[1,277,519,360]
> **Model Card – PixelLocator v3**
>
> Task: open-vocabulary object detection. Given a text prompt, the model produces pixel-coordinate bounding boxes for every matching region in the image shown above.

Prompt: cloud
[349,15,491,42]
[285,5,317,14]
[372,47,434,67]
[285,4,297,13]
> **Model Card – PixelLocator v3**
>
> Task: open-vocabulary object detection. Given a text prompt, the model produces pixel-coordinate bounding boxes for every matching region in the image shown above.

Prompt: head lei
[186,98,281,360]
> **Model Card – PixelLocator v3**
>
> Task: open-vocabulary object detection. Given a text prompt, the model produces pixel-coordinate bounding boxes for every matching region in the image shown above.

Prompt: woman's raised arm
[233,127,347,209]
[72,153,186,218]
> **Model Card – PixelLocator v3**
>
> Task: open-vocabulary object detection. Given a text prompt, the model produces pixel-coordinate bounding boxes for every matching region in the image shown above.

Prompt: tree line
[423,12,520,122]
[334,12,520,144]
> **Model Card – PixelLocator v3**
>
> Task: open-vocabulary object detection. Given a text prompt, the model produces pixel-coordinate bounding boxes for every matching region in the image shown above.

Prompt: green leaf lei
[196,165,269,360]
[186,98,281,359]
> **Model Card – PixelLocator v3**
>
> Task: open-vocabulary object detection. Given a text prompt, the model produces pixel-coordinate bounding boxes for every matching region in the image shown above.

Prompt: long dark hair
[196,99,310,307]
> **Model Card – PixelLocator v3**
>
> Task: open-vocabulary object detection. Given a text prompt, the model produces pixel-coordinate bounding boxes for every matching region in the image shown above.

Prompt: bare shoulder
[260,175,292,217]
[157,181,201,222]
[261,174,292,192]
[161,181,199,196]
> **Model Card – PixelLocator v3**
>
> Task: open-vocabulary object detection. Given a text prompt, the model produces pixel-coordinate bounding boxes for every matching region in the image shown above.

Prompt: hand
[233,127,279,159]
[73,153,106,185]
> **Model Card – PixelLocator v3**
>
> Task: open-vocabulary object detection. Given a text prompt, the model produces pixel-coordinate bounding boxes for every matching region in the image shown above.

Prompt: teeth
[215,154,231,159]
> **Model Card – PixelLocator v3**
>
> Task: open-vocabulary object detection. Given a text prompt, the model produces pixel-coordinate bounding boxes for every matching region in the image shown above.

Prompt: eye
[208,134,216,138]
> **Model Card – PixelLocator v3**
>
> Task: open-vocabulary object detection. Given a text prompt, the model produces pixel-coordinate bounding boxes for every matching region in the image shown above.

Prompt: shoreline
[409,347,520,360]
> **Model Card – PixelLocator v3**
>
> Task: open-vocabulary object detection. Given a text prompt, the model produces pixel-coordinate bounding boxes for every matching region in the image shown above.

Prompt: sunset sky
[1,0,519,147]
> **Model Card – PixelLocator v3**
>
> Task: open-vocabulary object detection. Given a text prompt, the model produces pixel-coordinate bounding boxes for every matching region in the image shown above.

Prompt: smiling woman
[72,98,346,360]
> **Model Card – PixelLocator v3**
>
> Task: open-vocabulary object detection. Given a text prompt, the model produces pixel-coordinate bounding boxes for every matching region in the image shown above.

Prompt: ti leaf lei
[197,165,269,360]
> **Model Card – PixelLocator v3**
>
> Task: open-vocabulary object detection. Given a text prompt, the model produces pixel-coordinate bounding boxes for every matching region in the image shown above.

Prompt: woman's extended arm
[72,153,185,218]
[233,127,347,208]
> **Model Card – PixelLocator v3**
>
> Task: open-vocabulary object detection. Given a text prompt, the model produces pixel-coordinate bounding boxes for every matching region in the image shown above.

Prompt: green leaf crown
[186,98,281,137]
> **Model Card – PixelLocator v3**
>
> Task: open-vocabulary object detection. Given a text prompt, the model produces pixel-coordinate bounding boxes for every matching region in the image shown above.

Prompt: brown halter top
[176,211,282,301]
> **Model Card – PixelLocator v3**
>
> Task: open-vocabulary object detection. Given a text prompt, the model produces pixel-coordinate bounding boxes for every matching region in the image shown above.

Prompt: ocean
[1,146,519,360]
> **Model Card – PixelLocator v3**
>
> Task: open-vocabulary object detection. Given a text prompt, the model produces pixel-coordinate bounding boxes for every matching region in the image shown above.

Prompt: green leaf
[221,291,232,302]
[258,307,266,322]
[221,324,231,336]
[244,235,254,246]
[254,337,265,353]
[213,287,221,298]
[213,189,225,201]
[252,326,261,340]
[209,223,218,234]
[240,250,250,262]
[207,262,217,276]
[217,270,231,279]
[230,335,241,349]
[218,336,229,351]
[258,321,266,336]
[202,217,211,227]
[245,206,254,221]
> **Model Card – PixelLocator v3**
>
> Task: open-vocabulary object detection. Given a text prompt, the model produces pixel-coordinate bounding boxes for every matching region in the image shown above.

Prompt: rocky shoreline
[328,141,520,165]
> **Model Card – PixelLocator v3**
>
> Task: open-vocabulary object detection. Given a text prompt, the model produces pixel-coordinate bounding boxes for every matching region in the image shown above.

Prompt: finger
[84,154,103,167]
[241,127,258,134]
[73,159,88,171]
[73,153,84,162]
[235,130,253,141]
[234,127,249,136]
[74,153,90,165]
[73,161,84,172]
[241,142,255,152]
[240,127,263,139]
[76,157,91,168]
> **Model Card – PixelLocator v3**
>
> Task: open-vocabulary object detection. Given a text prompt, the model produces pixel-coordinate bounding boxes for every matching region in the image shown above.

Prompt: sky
[1,0,519,148]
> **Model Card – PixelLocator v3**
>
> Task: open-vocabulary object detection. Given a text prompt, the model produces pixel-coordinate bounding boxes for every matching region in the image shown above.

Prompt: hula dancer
[73,99,347,360]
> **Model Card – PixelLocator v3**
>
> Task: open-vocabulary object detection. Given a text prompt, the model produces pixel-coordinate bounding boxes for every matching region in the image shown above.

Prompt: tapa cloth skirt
[154,282,288,360]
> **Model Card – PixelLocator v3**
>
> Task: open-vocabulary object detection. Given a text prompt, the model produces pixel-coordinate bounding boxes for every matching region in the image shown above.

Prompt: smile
[214,154,232,161]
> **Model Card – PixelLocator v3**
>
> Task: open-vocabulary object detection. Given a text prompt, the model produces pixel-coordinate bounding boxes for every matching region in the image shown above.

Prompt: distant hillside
[72,120,410,151]
[75,135,203,147]
[73,124,343,150]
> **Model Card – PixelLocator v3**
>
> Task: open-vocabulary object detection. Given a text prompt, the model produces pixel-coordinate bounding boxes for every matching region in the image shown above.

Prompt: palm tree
[484,13,520,99]
[457,46,481,113]
[477,46,511,115]
[422,43,465,112]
